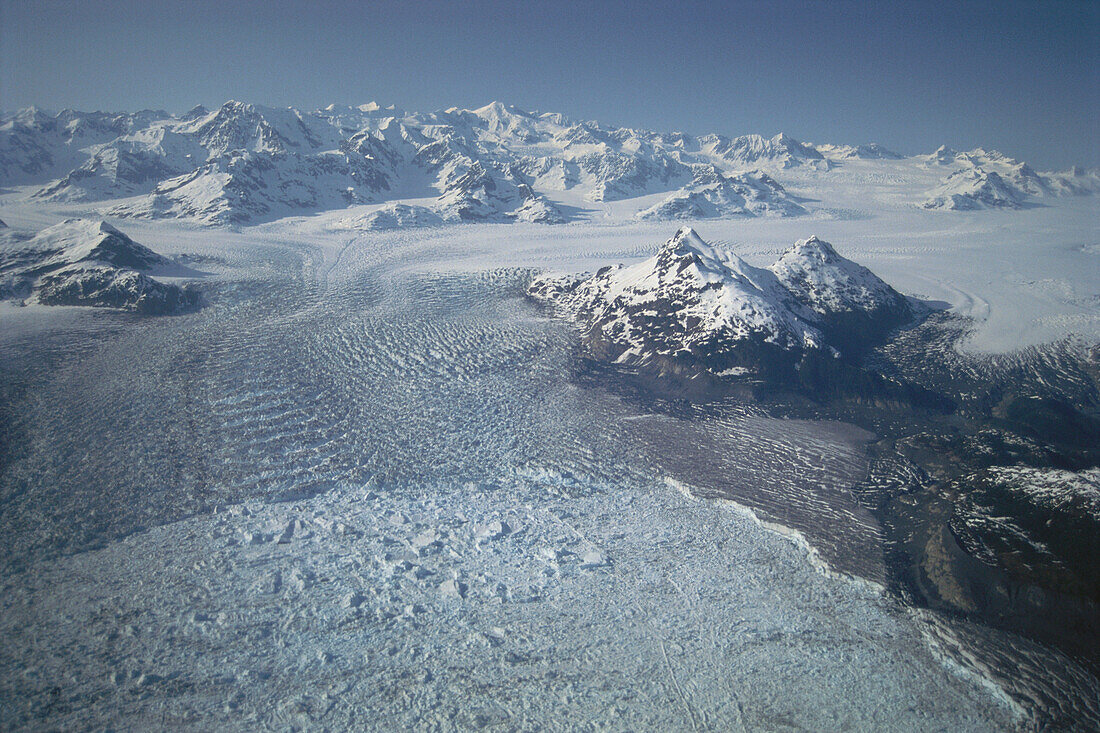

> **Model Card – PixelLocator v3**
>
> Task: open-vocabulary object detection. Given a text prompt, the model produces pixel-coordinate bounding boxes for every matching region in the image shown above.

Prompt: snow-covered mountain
[919,146,1100,210]
[701,132,827,169]
[1,102,1095,226]
[331,203,444,231]
[105,147,393,225]
[769,235,913,350]
[0,218,199,313]
[637,166,806,220]
[922,168,1024,210]
[528,227,913,388]
[814,142,904,161]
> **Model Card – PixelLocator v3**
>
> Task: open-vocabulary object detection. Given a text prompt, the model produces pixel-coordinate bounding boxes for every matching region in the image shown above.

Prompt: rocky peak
[779,235,842,265]
[25,218,171,271]
[770,235,913,349]
[661,226,718,260]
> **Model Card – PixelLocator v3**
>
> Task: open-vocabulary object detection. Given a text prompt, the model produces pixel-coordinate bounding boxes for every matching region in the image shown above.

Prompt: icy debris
[484,627,507,647]
[342,592,367,609]
[243,529,267,545]
[474,520,510,541]
[410,529,440,551]
[580,549,609,569]
[537,546,561,563]
[439,578,467,599]
[276,519,297,544]
[405,566,435,582]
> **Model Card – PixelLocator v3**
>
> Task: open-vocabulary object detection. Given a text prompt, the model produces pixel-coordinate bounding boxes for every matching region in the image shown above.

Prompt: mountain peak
[18,218,172,274]
[11,106,54,128]
[45,216,130,241]
[474,101,510,116]
[96,219,122,235]
[770,234,912,349]
[787,235,840,262]
[356,101,401,114]
[660,226,746,272]
[669,225,704,249]
[2,219,195,313]
[929,145,960,163]
[48,217,123,240]
[181,104,208,120]
[529,229,915,389]
[219,99,252,113]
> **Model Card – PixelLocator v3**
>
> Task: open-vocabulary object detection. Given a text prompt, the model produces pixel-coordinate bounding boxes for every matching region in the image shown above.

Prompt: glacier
[2,101,1100,730]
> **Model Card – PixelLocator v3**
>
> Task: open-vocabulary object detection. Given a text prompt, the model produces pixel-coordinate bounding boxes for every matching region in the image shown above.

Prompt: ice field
[0,190,1098,728]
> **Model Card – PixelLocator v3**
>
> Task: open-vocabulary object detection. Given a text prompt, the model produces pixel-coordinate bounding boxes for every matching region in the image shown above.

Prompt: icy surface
[0,218,1038,729]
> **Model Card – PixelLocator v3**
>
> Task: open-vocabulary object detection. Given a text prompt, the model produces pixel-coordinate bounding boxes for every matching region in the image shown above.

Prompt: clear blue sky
[2,0,1097,169]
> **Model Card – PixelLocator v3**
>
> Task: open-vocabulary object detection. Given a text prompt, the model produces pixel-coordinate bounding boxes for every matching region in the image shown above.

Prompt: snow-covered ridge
[330,203,444,232]
[528,227,913,385]
[0,218,198,313]
[637,166,806,220]
[4,101,1093,226]
[920,146,1100,210]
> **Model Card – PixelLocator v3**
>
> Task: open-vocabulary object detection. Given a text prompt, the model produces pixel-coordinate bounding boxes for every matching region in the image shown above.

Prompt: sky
[1,0,1097,169]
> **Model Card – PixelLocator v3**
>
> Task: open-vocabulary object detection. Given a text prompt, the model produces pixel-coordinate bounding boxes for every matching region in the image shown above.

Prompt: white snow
[768,234,908,317]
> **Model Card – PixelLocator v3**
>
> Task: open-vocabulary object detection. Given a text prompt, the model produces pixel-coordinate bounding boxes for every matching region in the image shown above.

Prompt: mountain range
[2,101,1097,226]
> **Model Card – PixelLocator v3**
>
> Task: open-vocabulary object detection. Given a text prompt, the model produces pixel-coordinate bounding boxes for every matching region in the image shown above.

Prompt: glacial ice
[3,215,1084,730]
